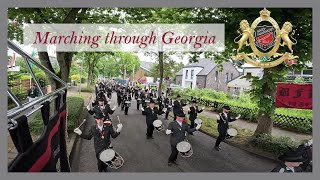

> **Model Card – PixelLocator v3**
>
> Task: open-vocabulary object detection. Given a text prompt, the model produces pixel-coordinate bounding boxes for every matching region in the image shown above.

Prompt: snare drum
[99,149,124,169]
[152,120,163,131]
[194,119,202,125]
[226,128,238,139]
[176,141,193,158]
[167,105,173,111]
[125,101,131,107]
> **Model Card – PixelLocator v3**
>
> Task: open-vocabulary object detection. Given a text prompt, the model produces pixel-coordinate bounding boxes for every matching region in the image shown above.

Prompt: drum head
[145,100,150,103]
[227,128,238,136]
[194,119,202,124]
[168,105,172,108]
[153,120,162,127]
[176,141,191,153]
[99,149,116,162]
[125,101,131,103]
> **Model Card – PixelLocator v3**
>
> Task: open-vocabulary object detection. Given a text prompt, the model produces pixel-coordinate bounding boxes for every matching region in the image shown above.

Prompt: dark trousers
[146,124,154,137]
[215,131,226,147]
[165,111,169,119]
[117,96,121,106]
[190,118,195,128]
[168,145,179,163]
[96,153,108,172]
[137,102,140,110]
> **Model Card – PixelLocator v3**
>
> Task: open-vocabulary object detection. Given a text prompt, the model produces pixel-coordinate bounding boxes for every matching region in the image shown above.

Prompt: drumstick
[117,116,121,124]
[77,119,86,129]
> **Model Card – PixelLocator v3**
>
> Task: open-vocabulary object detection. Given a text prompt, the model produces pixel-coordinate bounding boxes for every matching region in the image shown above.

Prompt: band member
[116,87,123,107]
[164,96,173,120]
[173,95,186,121]
[214,106,240,151]
[142,99,164,139]
[74,113,123,172]
[187,100,205,135]
[157,92,166,112]
[141,89,150,115]
[122,91,132,115]
[136,88,143,110]
[27,83,40,102]
[271,149,305,173]
[87,97,117,122]
[165,113,201,166]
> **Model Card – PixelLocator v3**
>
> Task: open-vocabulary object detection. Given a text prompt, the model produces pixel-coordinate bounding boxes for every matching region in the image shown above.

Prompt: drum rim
[125,101,131,103]
[153,120,162,127]
[195,119,202,124]
[176,141,191,153]
[227,128,238,136]
[99,149,116,162]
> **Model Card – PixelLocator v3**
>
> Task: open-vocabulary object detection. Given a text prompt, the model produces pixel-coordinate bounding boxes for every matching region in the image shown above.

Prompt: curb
[198,129,278,162]
[67,95,92,170]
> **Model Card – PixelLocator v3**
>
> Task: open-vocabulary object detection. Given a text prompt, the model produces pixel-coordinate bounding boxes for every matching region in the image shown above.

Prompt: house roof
[175,58,217,76]
[140,61,156,72]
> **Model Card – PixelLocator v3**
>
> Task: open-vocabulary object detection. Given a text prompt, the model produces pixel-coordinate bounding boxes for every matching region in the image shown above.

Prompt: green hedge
[66,96,84,131]
[28,96,85,136]
[81,86,94,93]
[249,134,300,156]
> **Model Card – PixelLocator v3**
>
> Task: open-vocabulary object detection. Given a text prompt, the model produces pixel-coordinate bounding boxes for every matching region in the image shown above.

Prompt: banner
[275,83,312,109]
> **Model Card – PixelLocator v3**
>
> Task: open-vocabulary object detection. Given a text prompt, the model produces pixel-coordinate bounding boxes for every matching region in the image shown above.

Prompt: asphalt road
[74,93,277,172]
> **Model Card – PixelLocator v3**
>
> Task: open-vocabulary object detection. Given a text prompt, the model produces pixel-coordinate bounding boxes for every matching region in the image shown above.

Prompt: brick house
[175,58,240,93]
[134,61,155,82]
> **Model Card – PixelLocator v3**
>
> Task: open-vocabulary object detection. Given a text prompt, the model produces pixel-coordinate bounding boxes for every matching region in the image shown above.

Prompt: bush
[34,71,49,87]
[81,86,94,93]
[249,133,300,156]
[66,97,84,131]
[20,74,31,81]
[71,74,80,82]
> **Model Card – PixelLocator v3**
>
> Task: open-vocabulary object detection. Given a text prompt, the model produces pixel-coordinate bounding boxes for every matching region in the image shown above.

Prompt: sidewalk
[183,105,312,142]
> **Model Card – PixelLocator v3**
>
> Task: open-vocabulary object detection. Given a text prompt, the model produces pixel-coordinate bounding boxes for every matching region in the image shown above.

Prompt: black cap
[97,96,105,101]
[150,98,155,104]
[222,105,230,110]
[176,112,185,117]
[278,151,306,162]
[192,100,197,103]
[94,113,104,119]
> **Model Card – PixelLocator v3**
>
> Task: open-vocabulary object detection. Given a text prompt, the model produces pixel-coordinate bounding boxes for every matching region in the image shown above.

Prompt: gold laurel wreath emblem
[232,8,299,68]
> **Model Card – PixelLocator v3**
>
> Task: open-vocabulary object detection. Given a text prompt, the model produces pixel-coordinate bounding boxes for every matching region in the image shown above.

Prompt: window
[225,73,229,83]
[303,69,312,75]
[190,82,193,89]
[231,73,233,80]
[247,72,252,76]
[215,71,218,81]
[185,70,188,79]
[191,69,194,79]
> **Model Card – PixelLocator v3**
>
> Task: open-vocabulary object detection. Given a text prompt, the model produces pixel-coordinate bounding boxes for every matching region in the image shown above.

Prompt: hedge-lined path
[182,105,312,142]
[75,92,277,172]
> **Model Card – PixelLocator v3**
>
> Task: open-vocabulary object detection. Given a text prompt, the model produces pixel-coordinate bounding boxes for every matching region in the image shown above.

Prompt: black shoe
[172,161,179,165]
[214,146,221,151]
[188,132,194,135]
[168,162,173,167]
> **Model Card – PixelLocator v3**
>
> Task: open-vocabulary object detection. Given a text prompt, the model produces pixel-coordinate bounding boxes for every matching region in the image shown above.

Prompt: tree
[113,52,140,79]
[150,55,185,79]
[8,8,90,90]
[74,52,107,87]
[121,8,197,96]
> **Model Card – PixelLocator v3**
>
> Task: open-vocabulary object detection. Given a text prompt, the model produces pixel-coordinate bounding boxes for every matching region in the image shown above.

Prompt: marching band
[73,79,311,173]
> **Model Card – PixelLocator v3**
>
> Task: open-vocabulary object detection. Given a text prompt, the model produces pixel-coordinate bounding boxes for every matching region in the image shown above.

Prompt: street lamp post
[76,59,83,95]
